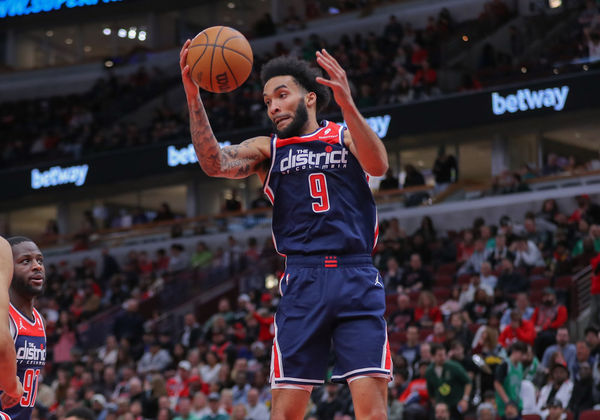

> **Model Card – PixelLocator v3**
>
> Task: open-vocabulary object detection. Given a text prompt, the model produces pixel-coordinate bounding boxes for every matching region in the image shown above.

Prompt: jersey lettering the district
[6,304,46,420]
[264,120,378,255]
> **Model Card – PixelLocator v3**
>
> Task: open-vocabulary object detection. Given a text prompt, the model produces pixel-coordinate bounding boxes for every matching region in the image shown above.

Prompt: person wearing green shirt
[426,343,472,419]
[191,242,213,268]
[200,393,230,420]
[494,341,526,417]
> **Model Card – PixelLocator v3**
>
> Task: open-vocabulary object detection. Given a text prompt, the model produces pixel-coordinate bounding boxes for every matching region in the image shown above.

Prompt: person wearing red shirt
[531,288,568,358]
[249,304,275,343]
[499,310,536,347]
[590,252,600,329]
[399,361,430,419]
[414,291,443,329]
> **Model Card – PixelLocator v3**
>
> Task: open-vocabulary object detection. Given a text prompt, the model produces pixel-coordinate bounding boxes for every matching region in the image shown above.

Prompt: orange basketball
[186,26,253,93]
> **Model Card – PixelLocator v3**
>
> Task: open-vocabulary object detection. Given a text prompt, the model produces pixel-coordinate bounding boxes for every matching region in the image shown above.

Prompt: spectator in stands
[585,325,600,357]
[414,291,443,329]
[426,344,471,419]
[113,299,145,346]
[496,258,528,295]
[511,236,545,269]
[98,335,119,366]
[379,168,400,190]
[499,310,536,348]
[389,294,415,332]
[456,230,475,264]
[476,402,496,420]
[448,340,477,378]
[245,388,269,420]
[478,261,497,291]
[541,327,576,374]
[199,351,221,385]
[191,242,213,268]
[448,312,473,349]
[403,165,429,207]
[522,344,541,385]
[521,214,551,251]
[533,289,569,357]
[180,313,202,349]
[458,239,488,276]
[383,257,404,293]
[154,203,175,222]
[500,292,534,331]
[398,324,421,367]
[569,361,595,417]
[432,148,458,194]
[138,340,172,377]
[539,199,559,226]
[573,341,594,379]
[168,244,188,272]
[401,254,433,292]
[201,392,228,420]
[573,223,600,257]
[486,234,513,269]
[536,363,573,418]
[463,288,492,325]
[399,360,430,420]
[494,341,526,418]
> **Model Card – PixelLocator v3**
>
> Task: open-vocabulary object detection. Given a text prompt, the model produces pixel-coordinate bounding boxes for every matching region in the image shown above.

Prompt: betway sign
[492,86,569,116]
[337,114,391,138]
[31,164,89,190]
[167,142,231,167]
[0,0,123,18]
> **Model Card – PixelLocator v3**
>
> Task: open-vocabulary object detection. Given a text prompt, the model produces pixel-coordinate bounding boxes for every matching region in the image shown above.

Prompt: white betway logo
[337,114,391,138]
[31,164,89,190]
[16,340,46,364]
[492,86,569,115]
[168,142,230,167]
[280,148,349,173]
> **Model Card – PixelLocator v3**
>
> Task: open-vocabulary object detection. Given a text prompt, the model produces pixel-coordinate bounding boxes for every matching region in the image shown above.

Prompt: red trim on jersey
[9,305,45,338]
[275,121,340,148]
[0,411,12,420]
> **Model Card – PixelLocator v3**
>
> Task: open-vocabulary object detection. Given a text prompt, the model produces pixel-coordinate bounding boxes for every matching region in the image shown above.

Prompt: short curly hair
[260,56,331,112]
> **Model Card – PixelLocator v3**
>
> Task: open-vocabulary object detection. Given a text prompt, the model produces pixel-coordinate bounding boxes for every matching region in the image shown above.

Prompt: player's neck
[299,119,320,136]
[9,289,34,319]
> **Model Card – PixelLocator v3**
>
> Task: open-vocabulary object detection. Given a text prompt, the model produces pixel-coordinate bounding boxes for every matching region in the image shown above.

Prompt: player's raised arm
[0,237,23,406]
[315,49,388,177]
[180,40,270,179]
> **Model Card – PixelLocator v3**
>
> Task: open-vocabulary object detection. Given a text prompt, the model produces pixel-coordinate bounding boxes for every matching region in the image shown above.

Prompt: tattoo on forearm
[189,98,263,178]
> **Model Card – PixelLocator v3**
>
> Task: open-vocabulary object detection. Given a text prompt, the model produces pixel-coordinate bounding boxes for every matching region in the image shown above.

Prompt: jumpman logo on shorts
[374,275,383,287]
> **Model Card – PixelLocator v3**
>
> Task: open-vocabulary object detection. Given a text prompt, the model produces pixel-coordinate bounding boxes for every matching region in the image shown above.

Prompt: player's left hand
[1,377,23,409]
[315,49,355,111]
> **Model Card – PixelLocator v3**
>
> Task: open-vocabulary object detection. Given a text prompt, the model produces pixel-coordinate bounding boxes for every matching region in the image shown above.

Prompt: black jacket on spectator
[389,308,415,332]
[401,267,433,290]
[497,270,529,294]
[433,154,458,184]
[568,376,595,416]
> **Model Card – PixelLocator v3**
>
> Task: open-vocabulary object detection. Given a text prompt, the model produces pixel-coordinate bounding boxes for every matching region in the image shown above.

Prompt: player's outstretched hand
[180,39,200,102]
[315,49,354,111]
[1,377,23,409]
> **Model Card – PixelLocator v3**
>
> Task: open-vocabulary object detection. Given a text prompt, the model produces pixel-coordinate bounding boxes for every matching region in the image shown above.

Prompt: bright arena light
[103,28,111,36]
[118,28,127,38]
[138,31,146,41]
[128,28,137,39]
[104,60,114,68]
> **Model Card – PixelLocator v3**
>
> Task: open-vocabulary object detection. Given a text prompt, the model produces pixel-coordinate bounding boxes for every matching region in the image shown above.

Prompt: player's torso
[6,304,46,420]
[264,120,377,255]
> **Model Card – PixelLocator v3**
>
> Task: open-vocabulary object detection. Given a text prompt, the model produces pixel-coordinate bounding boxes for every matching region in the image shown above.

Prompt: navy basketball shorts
[270,254,393,387]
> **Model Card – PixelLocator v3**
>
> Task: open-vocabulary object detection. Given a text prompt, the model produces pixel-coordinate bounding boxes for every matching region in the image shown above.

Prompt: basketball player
[3,237,46,420]
[0,237,24,417]
[180,42,390,420]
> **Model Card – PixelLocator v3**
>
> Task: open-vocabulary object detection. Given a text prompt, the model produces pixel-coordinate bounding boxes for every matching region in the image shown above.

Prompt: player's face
[263,75,309,138]
[12,241,45,298]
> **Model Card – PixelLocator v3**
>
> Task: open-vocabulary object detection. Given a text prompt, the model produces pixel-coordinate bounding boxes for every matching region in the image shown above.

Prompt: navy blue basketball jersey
[264,120,378,255]
[6,304,46,420]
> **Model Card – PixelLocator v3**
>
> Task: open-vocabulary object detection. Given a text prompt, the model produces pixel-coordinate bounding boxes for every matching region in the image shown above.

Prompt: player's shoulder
[242,136,272,156]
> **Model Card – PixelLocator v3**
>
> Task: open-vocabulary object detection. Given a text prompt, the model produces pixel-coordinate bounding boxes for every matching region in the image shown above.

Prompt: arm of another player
[179,40,271,180]
[0,237,23,406]
[315,49,388,177]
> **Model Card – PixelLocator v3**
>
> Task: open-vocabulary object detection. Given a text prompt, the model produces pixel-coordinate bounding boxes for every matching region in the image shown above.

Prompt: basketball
[186,26,253,93]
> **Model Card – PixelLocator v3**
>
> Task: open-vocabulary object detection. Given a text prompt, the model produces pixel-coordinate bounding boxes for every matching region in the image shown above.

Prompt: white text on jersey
[280,148,348,173]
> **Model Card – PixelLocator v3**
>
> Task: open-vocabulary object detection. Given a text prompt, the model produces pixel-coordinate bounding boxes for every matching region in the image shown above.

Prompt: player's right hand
[179,39,200,101]
[0,377,23,409]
